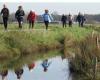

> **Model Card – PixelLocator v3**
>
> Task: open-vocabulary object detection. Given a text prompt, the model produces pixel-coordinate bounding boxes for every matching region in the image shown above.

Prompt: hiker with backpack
[42,9,53,30]
[27,10,37,29]
[61,14,67,28]
[15,6,25,29]
[0,4,9,30]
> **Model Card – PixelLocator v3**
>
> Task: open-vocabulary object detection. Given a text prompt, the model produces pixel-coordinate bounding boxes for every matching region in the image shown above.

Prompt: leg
[79,22,81,27]
[45,21,49,30]
[32,21,34,29]
[69,21,71,27]
[62,22,64,28]
[81,22,84,27]
[29,21,31,29]
[18,21,22,29]
[3,17,8,30]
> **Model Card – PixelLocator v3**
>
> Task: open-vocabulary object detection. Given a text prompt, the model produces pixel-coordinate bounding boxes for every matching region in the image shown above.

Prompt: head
[78,12,81,15]
[17,75,21,79]
[18,6,22,10]
[45,9,49,13]
[3,4,6,8]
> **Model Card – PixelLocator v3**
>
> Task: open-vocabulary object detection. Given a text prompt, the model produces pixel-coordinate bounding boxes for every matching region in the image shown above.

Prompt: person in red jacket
[27,10,36,29]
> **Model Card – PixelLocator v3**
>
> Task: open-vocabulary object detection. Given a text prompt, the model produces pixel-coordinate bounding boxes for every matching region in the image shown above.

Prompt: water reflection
[0,56,71,80]
[28,63,35,72]
[15,68,24,79]
[0,69,8,80]
[41,59,52,72]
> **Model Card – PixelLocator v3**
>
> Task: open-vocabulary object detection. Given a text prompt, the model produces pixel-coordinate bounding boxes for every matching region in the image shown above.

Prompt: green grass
[0,23,94,59]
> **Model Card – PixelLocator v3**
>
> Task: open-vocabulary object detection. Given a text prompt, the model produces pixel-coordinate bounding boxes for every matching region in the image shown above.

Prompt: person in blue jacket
[42,9,53,30]
[42,59,51,72]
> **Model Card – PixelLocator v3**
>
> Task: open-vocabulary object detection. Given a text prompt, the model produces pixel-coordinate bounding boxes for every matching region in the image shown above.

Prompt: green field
[0,23,94,59]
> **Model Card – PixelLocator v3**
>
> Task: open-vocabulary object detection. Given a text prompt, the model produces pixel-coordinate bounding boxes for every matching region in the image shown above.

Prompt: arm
[7,9,9,17]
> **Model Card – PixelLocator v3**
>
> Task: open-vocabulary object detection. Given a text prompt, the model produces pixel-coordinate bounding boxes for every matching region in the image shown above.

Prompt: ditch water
[0,56,72,80]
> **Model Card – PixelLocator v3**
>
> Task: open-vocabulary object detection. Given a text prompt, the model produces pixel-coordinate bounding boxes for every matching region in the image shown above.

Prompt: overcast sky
[0,3,100,15]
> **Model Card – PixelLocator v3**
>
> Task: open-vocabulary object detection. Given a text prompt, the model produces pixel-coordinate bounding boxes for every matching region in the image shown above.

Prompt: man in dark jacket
[76,12,86,27]
[15,6,25,29]
[76,12,82,27]
[61,14,67,28]
[1,4,9,30]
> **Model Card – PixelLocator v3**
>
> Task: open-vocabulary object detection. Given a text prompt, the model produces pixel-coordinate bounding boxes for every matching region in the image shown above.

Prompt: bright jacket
[42,13,53,22]
[27,11,36,21]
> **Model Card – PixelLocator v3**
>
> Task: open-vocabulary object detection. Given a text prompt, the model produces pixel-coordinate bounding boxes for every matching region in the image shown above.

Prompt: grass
[0,23,93,59]
[0,23,100,77]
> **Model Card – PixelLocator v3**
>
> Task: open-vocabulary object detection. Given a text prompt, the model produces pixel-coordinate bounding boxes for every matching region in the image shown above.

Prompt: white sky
[0,3,100,15]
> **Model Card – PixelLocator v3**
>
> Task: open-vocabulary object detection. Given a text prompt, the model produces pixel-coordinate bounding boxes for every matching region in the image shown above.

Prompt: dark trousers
[62,22,66,28]
[29,21,34,29]
[44,21,49,30]
[18,21,22,29]
[3,17,8,30]
[17,17,23,29]
[69,21,72,27]
[78,21,84,27]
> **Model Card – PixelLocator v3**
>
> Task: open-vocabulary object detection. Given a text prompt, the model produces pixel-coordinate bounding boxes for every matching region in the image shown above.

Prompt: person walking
[42,9,53,30]
[76,12,82,27]
[68,14,73,27]
[27,10,36,29]
[81,14,86,27]
[76,12,86,27]
[61,14,67,28]
[15,6,25,29]
[1,4,9,30]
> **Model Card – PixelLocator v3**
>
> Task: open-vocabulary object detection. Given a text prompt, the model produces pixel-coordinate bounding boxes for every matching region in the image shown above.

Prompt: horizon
[0,3,100,15]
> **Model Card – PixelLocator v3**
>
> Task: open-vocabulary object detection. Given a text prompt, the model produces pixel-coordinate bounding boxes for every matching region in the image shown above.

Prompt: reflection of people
[0,69,8,80]
[61,14,67,28]
[27,10,36,29]
[42,59,51,72]
[42,9,53,30]
[0,4,9,30]
[28,63,35,72]
[15,68,24,80]
[15,6,25,29]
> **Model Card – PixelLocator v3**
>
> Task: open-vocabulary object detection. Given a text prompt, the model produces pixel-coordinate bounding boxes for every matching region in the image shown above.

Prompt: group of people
[0,4,37,30]
[0,59,51,80]
[61,12,86,28]
[0,4,86,31]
